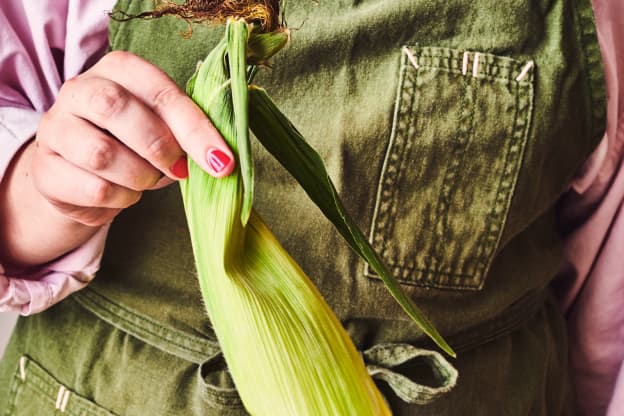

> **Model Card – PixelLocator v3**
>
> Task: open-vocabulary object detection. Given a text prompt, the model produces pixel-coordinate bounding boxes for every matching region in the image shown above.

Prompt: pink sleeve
[0,0,115,315]
[555,0,624,414]
[0,226,109,315]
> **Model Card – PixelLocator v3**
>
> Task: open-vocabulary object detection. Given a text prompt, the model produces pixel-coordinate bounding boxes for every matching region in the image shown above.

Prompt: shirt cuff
[0,107,42,177]
[0,225,109,315]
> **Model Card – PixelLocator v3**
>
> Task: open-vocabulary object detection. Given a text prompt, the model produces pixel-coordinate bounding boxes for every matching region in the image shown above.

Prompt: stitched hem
[574,0,607,145]
[72,288,220,364]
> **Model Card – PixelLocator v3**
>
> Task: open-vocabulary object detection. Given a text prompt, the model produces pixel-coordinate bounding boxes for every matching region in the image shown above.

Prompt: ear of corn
[182,20,389,415]
[226,20,253,225]
[181,18,452,415]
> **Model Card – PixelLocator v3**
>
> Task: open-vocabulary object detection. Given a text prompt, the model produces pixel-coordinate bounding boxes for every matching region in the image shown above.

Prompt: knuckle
[145,132,174,162]
[88,140,114,171]
[101,50,133,67]
[124,167,158,191]
[58,76,79,97]
[152,86,184,110]
[36,108,66,148]
[183,124,205,148]
[89,179,111,206]
[90,83,128,119]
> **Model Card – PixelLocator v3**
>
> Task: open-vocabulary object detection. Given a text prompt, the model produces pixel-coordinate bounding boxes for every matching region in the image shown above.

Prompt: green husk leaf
[247,29,290,64]
[227,19,253,225]
[248,86,456,358]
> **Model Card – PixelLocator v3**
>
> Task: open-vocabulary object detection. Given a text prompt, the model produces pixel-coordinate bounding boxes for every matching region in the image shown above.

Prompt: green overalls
[0,0,606,414]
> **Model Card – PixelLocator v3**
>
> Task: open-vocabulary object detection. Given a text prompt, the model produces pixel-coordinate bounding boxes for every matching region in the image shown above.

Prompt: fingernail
[170,156,188,179]
[207,148,232,175]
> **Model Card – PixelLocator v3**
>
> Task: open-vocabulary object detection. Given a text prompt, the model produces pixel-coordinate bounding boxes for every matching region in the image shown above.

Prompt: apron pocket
[366,46,535,290]
[198,354,247,414]
[5,355,116,416]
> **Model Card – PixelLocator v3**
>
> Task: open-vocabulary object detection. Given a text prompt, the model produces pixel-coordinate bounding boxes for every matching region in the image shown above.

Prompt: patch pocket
[5,355,116,416]
[365,46,535,290]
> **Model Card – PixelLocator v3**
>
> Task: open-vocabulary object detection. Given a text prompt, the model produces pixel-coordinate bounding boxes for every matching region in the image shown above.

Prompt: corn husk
[180,19,453,415]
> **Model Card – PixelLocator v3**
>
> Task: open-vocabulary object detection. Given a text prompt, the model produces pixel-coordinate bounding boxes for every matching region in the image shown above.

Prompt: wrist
[0,141,98,268]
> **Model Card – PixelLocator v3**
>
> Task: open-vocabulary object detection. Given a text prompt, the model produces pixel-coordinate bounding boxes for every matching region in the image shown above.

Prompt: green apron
[0,0,606,414]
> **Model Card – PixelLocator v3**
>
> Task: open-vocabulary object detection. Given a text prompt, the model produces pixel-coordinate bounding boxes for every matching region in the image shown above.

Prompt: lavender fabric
[0,0,112,314]
[0,0,622,413]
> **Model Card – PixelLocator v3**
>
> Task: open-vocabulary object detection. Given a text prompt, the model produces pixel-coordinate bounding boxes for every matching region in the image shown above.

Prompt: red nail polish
[171,156,188,179]
[207,149,231,174]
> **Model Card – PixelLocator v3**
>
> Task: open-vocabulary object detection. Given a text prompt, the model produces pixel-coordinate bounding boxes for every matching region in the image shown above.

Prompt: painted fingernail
[170,156,188,179]
[207,148,232,175]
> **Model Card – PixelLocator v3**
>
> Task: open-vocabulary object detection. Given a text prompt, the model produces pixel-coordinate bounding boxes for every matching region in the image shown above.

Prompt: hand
[0,51,234,267]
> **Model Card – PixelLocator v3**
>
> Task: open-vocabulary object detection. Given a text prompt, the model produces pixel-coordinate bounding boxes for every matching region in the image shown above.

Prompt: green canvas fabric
[0,291,573,415]
[0,0,606,414]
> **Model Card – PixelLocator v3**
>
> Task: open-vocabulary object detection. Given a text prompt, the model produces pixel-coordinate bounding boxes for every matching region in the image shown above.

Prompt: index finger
[87,51,235,178]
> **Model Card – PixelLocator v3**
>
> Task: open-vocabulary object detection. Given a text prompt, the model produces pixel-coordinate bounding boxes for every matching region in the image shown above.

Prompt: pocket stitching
[6,357,62,415]
[369,50,417,262]
[5,361,21,416]
[382,60,420,263]
[473,79,535,282]
[425,71,475,283]
[6,355,116,416]
[365,46,535,290]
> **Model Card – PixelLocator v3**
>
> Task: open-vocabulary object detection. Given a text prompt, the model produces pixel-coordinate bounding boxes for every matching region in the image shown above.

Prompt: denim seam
[470,82,520,280]
[572,0,607,144]
[72,289,220,364]
[11,356,116,416]
[369,50,414,261]
[474,79,533,285]
[4,362,21,416]
[415,65,533,85]
[422,69,466,283]
[202,386,244,408]
[386,53,416,253]
[426,71,474,285]
[386,264,473,279]
[412,47,534,83]
[7,358,64,415]
[448,290,547,353]
[20,362,65,413]
[442,79,478,283]
[383,58,419,260]
[13,378,57,414]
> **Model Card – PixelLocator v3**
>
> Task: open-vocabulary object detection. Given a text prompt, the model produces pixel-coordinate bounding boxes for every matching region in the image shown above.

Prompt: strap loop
[363,343,458,405]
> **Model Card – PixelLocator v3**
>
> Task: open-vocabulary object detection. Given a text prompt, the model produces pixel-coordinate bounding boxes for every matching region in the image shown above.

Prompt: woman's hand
[0,51,234,267]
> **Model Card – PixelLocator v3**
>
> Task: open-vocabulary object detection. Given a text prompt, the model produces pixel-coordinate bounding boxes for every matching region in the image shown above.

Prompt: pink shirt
[0,0,112,314]
[0,1,622,414]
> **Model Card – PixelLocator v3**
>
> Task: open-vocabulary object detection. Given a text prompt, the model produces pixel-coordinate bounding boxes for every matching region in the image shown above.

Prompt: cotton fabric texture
[0,0,621,414]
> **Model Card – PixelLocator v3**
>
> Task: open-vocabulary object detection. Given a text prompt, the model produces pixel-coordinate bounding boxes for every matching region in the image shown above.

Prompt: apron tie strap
[363,343,458,405]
